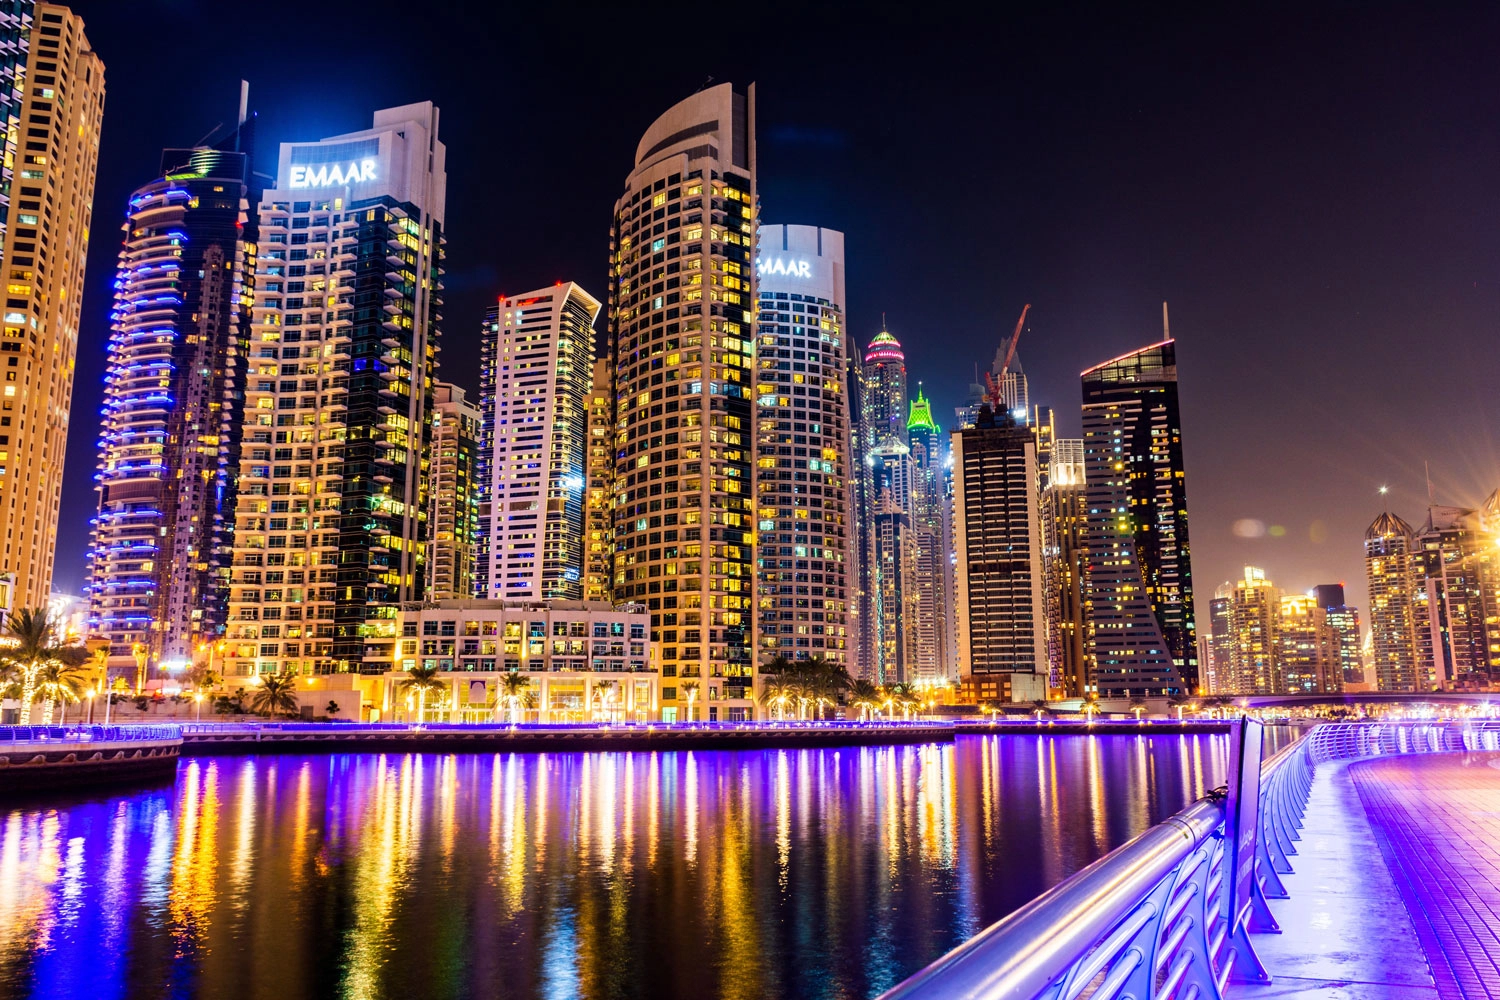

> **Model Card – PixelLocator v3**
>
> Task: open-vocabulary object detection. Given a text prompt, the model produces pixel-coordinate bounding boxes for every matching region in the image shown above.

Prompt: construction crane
[984,303,1031,407]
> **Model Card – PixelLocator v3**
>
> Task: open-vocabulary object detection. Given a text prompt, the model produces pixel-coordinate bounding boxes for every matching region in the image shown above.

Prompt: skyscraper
[868,444,913,684]
[753,224,852,667]
[1080,338,1197,697]
[1365,511,1423,692]
[224,103,446,679]
[583,355,614,604]
[860,328,908,451]
[952,404,1047,702]
[427,383,480,601]
[1278,593,1342,694]
[1314,584,1366,687]
[478,284,597,601]
[906,386,954,683]
[1413,505,1496,688]
[0,3,103,609]
[853,326,909,681]
[1226,567,1279,694]
[609,83,757,721]
[1042,439,1089,696]
[89,136,253,677]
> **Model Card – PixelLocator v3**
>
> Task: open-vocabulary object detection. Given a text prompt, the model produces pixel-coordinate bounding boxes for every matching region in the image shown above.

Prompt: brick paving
[1350,752,1500,1000]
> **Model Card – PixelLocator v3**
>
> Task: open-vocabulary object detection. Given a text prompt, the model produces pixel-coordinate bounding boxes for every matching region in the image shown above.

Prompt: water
[0,733,1235,1000]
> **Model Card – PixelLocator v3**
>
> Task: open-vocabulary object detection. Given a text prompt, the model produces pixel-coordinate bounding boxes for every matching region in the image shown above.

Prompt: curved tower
[88,145,252,679]
[861,328,908,451]
[609,83,757,721]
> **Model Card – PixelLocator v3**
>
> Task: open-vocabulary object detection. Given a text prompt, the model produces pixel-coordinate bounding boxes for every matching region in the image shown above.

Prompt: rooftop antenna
[1163,301,1171,342]
[1425,461,1435,505]
[236,80,249,151]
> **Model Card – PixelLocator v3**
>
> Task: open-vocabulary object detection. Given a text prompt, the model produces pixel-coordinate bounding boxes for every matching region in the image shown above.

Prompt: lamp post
[103,687,114,726]
[194,691,205,723]
[85,687,96,724]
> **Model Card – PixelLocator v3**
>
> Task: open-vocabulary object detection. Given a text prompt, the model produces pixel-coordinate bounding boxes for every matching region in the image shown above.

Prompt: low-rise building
[373,599,660,723]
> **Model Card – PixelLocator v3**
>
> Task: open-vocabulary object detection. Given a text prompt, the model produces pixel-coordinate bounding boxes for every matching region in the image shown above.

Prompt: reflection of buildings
[382,600,658,722]
[0,4,105,610]
[89,136,251,675]
[478,284,598,601]
[753,224,852,667]
[427,383,480,600]
[223,103,447,680]
[1080,339,1197,697]
[608,84,757,720]
[952,404,1047,702]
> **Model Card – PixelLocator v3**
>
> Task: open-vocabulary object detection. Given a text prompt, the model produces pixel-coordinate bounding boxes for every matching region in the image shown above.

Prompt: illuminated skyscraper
[1225,567,1279,694]
[1365,511,1424,691]
[852,326,909,681]
[754,223,852,666]
[1278,593,1342,694]
[1413,505,1496,688]
[89,136,252,677]
[1042,439,1089,696]
[478,283,597,600]
[583,355,614,604]
[952,404,1047,702]
[868,444,912,684]
[427,383,479,600]
[609,83,757,721]
[224,103,446,679]
[1080,338,1197,697]
[1313,584,1366,687]
[0,3,103,609]
[906,387,954,682]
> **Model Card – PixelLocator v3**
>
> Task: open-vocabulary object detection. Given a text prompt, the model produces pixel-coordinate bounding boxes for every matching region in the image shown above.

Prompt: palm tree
[680,680,700,722]
[849,679,880,722]
[249,673,300,718]
[1032,699,1049,723]
[498,672,531,724]
[36,660,90,724]
[760,676,792,720]
[760,654,795,676]
[1,607,87,722]
[397,664,445,723]
[1128,696,1148,721]
[592,680,618,721]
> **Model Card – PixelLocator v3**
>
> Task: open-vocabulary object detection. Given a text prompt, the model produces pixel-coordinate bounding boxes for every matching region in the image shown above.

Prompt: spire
[907,384,940,433]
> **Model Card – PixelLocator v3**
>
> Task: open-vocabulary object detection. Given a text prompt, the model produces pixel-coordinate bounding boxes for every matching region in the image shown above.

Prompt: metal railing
[0,724,183,746]
[1306,719,1500,761]
[881,727,1316,1000]
[179,719,954,737]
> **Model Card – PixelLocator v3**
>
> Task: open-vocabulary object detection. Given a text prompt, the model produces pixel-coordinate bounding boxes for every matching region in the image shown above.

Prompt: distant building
[427,384,480,600]
[1365,511,1425,692]
[1080,339,1197,697]
[754,224,853,667]
[1413,505,1497,689]
[853,326,909,681]
[1205,593,1232,694]
[952,404,1047,702]
[379,599,658,723]
[1042,439,1089,696]
[1278,593,1342,694]
[478,283,598,601]
[1225,567,1280,694]
[583,356,614,604]
[905,387,955,683]
[868,444,913,684]
[1314,584,1366,687]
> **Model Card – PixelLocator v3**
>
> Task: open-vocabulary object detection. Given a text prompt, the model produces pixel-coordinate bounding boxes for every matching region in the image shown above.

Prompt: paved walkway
[1350,752,1500,1000]
[1232,758,1439,1000]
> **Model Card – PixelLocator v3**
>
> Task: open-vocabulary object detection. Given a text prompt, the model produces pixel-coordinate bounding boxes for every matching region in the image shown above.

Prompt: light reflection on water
[0,733,1234,1000]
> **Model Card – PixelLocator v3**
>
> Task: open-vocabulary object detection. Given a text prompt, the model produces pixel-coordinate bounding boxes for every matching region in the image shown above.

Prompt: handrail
[0,724,183,745]
[881,725,1317,1000]
[179,719,953,736]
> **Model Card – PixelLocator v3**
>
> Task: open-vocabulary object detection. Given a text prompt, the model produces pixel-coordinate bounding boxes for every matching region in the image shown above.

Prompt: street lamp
[194,691,205,722]
[85,686,96,724]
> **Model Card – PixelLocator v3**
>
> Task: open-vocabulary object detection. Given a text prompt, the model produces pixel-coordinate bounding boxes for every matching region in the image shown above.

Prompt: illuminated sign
[289,158,377,189]
[757,257,812,279]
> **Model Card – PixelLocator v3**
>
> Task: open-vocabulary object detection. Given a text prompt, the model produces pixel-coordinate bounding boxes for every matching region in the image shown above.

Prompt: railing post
[1224,718,1271,983]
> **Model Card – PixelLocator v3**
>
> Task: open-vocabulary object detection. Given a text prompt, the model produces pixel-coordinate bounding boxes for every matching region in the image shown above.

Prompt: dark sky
[57,2,1500,618]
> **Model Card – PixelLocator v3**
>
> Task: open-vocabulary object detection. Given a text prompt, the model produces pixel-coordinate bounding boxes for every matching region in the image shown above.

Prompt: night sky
[56,3,1500,618]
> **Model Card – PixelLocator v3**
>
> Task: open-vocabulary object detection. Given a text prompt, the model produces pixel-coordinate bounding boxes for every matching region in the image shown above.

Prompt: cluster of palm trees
[757,656,928,722]
[393,664,538,724]
[0,608,93,723]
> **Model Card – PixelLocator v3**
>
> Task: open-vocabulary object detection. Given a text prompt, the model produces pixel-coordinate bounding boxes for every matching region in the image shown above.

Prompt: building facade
[753,223,852,667]
[852,327,910,682]
[1277,593,1342,694]
[427,383,479,600]
[952,404,1047,702]
[381,599,658,723]
[1365,511,1424,692]
[1042,438,1089,696]
[868,444,913,684]
[478,283,597,601]
[223,103,447,679]
[88,143,253,675]
[906,387,955,684]
[0,3,103,608]
[583,355,614,603]
[1314,583,1366,687]
[1080,339,1197,697]
[608,83,758,721]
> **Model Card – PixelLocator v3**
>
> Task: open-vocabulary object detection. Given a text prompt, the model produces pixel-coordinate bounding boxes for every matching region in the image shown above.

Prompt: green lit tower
[906,387,954,684]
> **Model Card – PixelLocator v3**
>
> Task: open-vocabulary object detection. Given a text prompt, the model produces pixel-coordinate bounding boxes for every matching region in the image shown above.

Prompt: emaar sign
[757,257,812,279]
[289,158,378,189]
